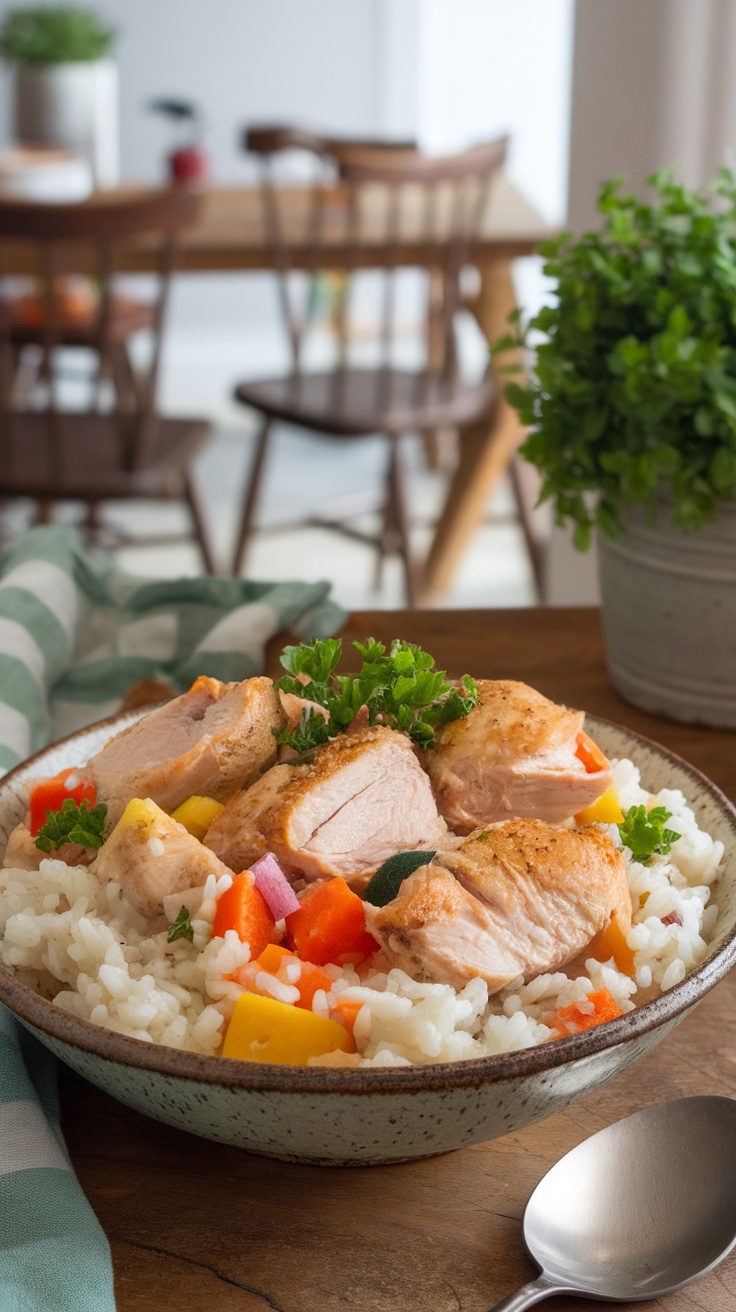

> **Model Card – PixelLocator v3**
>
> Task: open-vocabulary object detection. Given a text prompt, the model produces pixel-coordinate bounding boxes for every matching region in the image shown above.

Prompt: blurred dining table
[60,606,736,1312]
[2,174,552,598]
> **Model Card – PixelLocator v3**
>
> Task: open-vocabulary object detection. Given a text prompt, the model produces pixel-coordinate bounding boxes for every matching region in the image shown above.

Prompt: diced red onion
[250,852,300,920]
[661,910,683,927]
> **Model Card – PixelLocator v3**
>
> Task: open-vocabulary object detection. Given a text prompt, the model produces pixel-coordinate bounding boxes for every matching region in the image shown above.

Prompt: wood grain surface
[60,608,736,1312]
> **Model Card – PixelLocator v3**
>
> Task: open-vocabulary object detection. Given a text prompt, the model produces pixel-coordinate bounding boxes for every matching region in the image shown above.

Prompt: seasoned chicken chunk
[1,822,93,871]
[425,679,611,832]
[204,726,448,887]
[89,675,284,826]
[366,818,631,992]
[92,797,233,920]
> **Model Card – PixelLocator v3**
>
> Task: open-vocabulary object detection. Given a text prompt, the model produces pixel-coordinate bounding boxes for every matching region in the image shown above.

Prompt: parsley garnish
[273,637,479,752]
[167,906,194,944]
[617,804,680,863]
[35,798,107,853]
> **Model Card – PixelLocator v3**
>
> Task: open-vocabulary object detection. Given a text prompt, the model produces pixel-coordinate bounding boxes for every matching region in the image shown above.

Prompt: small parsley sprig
[617,804,680,864]
[35,798,107,853]
[274,637,479,752]
[167,906,194,944]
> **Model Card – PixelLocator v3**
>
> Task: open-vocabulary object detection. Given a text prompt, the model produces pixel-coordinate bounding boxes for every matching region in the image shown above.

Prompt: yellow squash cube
[222,992,355,1065]
[170,795,225,841]
[575,787,624,826]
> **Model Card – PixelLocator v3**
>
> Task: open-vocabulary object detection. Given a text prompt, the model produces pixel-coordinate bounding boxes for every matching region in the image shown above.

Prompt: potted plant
[0,5,118,187]
[497,169,736,728]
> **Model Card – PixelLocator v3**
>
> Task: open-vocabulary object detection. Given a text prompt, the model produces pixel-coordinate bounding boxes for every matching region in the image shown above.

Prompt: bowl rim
[0,710,734,1095]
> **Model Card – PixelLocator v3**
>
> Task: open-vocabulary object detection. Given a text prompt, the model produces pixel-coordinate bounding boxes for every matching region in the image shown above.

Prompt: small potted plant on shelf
[496,168,736,728]
[0,5,118,187]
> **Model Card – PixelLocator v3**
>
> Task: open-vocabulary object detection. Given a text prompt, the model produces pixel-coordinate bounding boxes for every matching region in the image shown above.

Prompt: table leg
[422,256,526,599]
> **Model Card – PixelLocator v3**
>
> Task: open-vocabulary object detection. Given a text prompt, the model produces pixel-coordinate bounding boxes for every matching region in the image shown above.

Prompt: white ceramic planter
[598,497,736,727]
[14,60,119,188]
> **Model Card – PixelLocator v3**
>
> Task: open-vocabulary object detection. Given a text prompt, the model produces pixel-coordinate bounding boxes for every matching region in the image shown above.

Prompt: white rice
[0,757,722,1066]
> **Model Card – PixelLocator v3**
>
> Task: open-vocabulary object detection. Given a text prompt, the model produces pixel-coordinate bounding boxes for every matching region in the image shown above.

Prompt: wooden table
[61,608,736,1311]
[2,176,550,597]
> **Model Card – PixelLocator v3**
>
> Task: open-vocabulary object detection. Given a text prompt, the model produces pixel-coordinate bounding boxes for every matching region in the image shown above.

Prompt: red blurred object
[169,147,209,182]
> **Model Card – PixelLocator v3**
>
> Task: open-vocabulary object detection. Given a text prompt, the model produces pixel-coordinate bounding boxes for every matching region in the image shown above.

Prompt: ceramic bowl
[0,712,735,1166]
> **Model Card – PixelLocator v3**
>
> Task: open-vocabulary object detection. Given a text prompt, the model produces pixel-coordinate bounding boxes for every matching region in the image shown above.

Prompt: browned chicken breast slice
[92,797,233,920]
[89,675,284,827]
[425,679,611,833]
[204,726,448,886]
[366,818,631,992]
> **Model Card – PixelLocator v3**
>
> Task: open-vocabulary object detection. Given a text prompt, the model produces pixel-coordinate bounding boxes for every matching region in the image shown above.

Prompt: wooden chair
[0,187,216,571]
[233,131,507,604]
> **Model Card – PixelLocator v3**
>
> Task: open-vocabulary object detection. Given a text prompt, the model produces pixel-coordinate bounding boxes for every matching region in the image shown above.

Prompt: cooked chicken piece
[425,679,611,832]
[89,675,284,826]
[366,818,631,993]
[92,797,233,920]
[2,822,92,871]
[204,726,447,887]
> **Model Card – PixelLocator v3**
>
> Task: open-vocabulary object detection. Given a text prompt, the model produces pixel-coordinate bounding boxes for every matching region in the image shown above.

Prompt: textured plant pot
[598,497,736,727]
[14,60,119,188]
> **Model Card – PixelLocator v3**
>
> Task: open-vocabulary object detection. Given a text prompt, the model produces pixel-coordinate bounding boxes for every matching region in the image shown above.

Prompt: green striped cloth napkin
[0,523,343,773]
[0,1010,115,1311]
[0,523,344,1310]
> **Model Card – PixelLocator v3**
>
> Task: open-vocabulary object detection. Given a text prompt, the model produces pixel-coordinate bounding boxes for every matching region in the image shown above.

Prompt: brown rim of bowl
[0,711,734,1096]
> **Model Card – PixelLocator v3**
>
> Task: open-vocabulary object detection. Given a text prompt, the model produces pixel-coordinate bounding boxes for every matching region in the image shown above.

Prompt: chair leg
[386,438,419,608]
[34,500,55,525]
[233,417,273,576]
[508,454,544,601]
[184,471,217,575]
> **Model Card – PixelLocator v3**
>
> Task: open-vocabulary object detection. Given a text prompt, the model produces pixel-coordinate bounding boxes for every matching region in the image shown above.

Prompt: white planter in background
[14,59,119,188]
[598,495,736,728]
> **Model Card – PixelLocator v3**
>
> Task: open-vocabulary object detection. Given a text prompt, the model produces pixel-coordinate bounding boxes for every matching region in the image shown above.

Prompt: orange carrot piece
[546,987,623,1039]
[295,964,333,1010]
[212,872,276,958]
[332,998,364,1038]
[587,919,636,977]
[285,877,378,967]
[29,770,96,837]
[256,943,294,975]
[233,943,332,1011]
[575,731,609,773]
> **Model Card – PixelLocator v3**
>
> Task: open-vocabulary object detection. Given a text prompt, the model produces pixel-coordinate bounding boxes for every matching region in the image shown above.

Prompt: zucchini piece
[363,849,437,907]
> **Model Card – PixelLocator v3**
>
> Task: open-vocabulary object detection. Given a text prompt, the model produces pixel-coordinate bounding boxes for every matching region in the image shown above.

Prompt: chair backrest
[244,127,508,378]
[0,185,202,470]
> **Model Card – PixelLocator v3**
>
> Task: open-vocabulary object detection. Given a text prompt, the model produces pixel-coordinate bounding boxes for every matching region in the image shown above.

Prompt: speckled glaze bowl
[0,711,735,1166]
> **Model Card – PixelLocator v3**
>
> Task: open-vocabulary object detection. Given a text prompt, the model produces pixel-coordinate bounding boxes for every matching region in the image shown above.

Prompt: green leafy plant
[617,804,679,864]
[35,797,107,852]
[0,6,115,63]
[167,906,194,945]
[495,169,736,548]
[273,637,479,752]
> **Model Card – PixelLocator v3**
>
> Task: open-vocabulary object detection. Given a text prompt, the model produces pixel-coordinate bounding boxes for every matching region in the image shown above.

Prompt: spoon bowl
[493,1097,736,1309]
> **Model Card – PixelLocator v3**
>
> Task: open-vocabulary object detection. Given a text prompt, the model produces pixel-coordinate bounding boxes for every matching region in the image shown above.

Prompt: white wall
[0,0,574,385]
[417,0,574,226]
[0,0,386,179]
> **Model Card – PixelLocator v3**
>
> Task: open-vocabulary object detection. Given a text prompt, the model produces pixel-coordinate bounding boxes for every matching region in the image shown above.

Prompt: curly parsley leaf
[273,706,332,755]
[273,637,479,751]
[35,798,107,853]
[279,638,342,684]
[617,804,680,863]
[167,906,194,944]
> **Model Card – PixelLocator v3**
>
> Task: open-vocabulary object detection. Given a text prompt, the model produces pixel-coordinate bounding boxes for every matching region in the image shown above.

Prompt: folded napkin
[0,524,344,1310]
[0,523,344,772]
[0,1011,115,1312]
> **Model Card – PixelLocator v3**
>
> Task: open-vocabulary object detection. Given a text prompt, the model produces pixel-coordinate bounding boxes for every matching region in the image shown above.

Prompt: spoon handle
[487,1274,567,1311]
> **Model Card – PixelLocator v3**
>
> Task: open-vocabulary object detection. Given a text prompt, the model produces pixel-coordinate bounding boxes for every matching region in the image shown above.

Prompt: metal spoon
[490,1096,736,1310]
